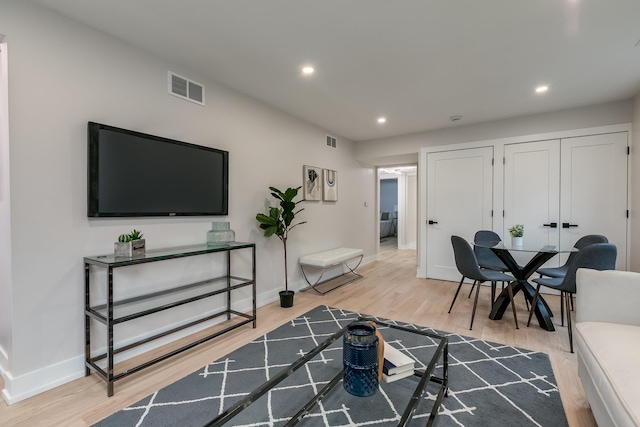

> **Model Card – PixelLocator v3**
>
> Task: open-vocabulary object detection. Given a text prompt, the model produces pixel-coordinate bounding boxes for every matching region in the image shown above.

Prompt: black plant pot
[279,290,294,308]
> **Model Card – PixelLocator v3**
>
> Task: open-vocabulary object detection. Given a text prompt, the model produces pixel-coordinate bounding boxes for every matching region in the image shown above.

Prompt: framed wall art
[303,165,322,201]
[323,169,338,201]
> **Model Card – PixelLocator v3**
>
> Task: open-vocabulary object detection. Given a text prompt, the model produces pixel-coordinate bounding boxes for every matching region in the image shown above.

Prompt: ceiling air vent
[326,135,337,149]
[168,71,205,106]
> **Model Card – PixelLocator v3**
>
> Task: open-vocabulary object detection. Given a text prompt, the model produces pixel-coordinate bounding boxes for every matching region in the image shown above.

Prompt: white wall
[416,124,632,279]
[0,37,12,377]
[355,99,633,166]
[357,97,636,276]
[0,1,376,402]
[631,92,640,272]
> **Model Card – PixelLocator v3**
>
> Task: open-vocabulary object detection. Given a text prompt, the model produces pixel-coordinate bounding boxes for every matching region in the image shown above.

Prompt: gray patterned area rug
[94,306,568,426]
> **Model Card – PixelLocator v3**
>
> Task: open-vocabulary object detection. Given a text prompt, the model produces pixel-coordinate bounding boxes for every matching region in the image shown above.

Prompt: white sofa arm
[576,269,640,326]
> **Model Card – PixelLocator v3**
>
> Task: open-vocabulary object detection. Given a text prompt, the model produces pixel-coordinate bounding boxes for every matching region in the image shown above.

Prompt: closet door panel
[504,140,561,267]
[560,133,628,269]
[426,147,493,280]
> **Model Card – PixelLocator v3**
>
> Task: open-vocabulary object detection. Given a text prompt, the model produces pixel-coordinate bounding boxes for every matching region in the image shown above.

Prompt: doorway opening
[378,165,418,255]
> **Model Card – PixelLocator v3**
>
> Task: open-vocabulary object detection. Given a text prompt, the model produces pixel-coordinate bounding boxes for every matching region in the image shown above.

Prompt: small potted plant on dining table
[508,224,524,247]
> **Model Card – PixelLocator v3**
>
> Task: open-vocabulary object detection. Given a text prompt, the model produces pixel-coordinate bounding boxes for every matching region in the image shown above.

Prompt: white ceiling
[29,0,640,141]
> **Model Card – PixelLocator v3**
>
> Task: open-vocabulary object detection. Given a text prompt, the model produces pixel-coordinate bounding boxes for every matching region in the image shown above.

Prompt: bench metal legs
[299,255,364,295]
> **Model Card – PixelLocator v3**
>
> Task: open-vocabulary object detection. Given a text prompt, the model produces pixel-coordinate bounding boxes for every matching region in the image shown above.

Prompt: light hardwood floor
[0,244,596,426]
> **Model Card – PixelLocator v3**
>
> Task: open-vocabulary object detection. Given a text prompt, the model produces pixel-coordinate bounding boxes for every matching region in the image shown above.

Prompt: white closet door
[504,140,561,266]
[426,147,493,280]
[560,133,628,269]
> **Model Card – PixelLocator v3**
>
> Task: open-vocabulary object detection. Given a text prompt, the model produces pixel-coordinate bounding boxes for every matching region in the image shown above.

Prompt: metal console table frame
[206,317,449,427]
[84,242,256,397]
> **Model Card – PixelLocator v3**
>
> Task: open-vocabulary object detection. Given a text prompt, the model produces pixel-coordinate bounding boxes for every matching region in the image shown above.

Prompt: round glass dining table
[473,241,577,331]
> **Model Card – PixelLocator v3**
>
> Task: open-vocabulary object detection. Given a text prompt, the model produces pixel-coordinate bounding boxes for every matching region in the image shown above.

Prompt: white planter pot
[511,236,523,247]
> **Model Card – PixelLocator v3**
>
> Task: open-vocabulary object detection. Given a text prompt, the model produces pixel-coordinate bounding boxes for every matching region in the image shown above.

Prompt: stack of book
[382,344,415,383]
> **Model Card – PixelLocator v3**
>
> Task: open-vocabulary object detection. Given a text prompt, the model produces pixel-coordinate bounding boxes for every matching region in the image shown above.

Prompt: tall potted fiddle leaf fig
[256,186,306,307]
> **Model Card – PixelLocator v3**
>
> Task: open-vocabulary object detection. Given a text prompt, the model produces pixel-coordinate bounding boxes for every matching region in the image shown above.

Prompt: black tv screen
[88,122,228,217]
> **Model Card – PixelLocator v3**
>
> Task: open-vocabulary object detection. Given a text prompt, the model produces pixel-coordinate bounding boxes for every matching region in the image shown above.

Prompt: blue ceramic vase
[343,321,379,397]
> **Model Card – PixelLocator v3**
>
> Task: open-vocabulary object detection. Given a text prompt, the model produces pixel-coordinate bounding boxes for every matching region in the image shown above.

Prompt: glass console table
[84,243,256,396]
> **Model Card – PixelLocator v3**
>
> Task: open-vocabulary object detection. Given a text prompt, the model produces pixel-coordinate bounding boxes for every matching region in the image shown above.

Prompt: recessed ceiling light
[536,85,549,93]
[377,117,387,124]
[450,115,462,122]
[302,66,315,75]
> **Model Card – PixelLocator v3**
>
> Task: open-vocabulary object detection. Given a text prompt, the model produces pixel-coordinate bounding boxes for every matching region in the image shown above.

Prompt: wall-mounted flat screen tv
[88,122,228,217]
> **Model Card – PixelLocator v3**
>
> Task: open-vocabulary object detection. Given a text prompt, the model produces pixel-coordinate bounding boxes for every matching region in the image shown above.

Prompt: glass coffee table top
[206,317,449,427]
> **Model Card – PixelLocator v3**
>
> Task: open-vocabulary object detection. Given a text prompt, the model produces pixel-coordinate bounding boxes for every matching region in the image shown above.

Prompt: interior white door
[426,147,493,280]
[504,140,561,267]
[560,132,628,269]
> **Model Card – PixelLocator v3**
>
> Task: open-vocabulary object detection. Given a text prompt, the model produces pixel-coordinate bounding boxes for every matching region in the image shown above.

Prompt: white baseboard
[362,254,377,266]
[399,242,416,250]
[2,355,85,405]
[1,254,378,405]
[1,292,276,405]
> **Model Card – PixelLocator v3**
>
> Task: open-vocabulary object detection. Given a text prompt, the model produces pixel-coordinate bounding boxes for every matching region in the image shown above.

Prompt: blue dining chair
[527,243,617,353]
[474,230,509,272]
[449,236,518,330]
[536,234,608,320]
[537,234,609,279]
[470,230,529,309]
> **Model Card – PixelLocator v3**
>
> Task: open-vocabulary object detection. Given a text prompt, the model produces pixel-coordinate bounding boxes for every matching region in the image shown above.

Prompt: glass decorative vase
[343,321,379,397]
[207,222,235,245]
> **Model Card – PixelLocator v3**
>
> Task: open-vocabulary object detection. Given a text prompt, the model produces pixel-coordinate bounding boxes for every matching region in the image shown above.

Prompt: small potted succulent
[114,229,145,257]
[508,224,524,247]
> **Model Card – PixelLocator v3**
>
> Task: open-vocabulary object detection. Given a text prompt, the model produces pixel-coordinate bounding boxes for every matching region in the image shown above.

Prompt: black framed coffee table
[206,317,449,427]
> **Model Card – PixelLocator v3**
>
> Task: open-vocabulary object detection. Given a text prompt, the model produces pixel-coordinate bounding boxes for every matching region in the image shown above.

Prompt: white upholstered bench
[299,247,364,295]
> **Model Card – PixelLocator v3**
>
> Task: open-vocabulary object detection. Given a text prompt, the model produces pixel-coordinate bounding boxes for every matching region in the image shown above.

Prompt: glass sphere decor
[343,321,379,397]
[207,222,235,245]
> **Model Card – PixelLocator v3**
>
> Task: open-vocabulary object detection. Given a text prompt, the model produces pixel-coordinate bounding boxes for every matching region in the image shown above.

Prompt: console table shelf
[84,242,256,397]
